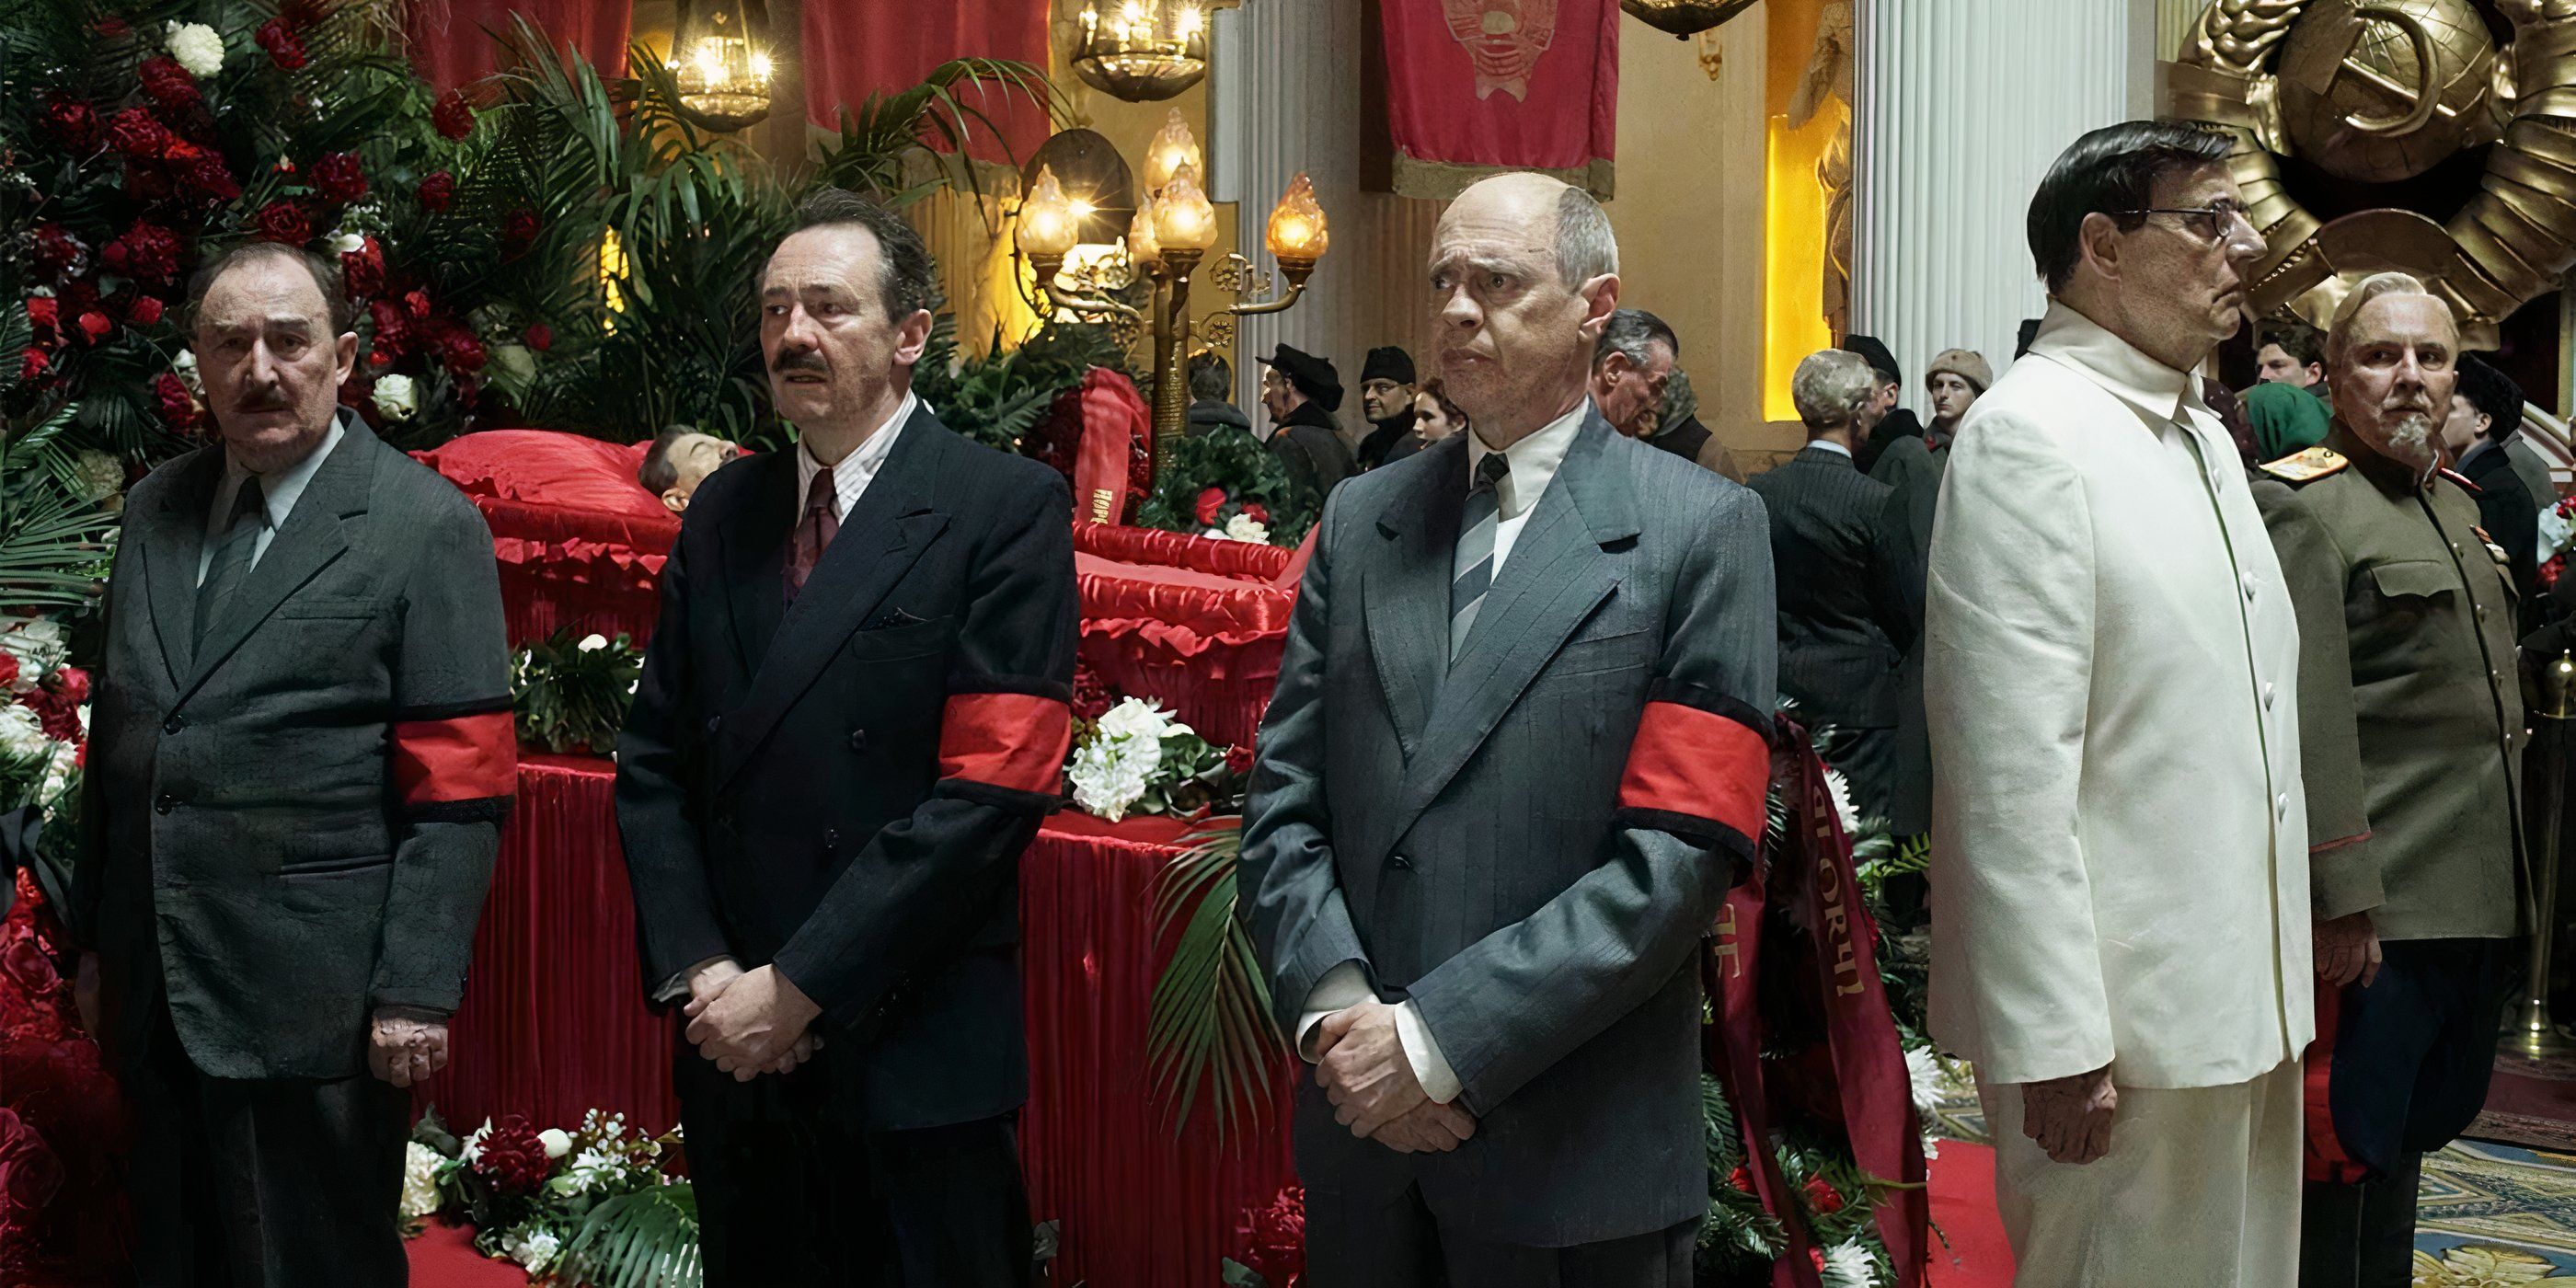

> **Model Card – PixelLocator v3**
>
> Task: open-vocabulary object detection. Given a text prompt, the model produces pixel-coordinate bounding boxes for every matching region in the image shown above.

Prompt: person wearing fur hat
[1354,345,1420,471]
[1922,348,1992,448]
[1259,343,1357,506]
[1870,348,1989,838]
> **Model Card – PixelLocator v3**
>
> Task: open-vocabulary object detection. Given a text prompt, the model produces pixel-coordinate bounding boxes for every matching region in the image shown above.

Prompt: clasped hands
[1315,999,1476,1155]
[682,958,825,1083]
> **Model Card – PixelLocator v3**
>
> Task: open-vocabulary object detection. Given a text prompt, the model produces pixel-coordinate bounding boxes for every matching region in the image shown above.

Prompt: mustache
[235,390,293,411]
[772,351,828,375]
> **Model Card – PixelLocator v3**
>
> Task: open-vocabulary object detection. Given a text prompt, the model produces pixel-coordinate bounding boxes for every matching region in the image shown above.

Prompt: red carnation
[252,201,310,246]
[30,224,81,274]
[1233,1185,1306,1288]
[101,221,183,286]
[1803,1174,1846,1215]
[1242,500,1270,525]
[469,1115,552,1195]
[340,236,385,300]
[523,323,552,352]
[416,170,455,213]
[128,295,165,327]
[180,150,241,202]
[311,151,366,204]
[137,56,201,111]
[368,299,411,354]
[25,298,57,339]
[40,98,101,152]
[500,206,540,254]
[1194,486,1226,527]
[1728,1164,1756,1194]
[1225,743,1254,776]
[255,17,306,70]
[431,88,476,140]
[18,348,48,385]
[404,288,431,319]
[433,326,487,377]
[74,312,110,345]
[45,666,89,707]
[1071,664,1114,724]
[24,689,82,743]
[154,372,195,428]
[108,107,169,160]
[0,653,17,693]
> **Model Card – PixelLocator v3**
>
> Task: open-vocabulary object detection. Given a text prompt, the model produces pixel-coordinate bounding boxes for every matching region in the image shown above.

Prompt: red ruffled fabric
[411,431,680,647]
[1075,521,1294,582]
[1071,525,1295,746]
[0,873,131,1286]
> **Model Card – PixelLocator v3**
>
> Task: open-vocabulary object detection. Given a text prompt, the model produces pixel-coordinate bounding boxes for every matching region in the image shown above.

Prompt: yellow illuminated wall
[1762,0,1840,423]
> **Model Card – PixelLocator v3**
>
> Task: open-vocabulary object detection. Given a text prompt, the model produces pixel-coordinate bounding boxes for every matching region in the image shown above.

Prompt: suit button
[2263,683,2276,710]
[848,728,868,752]
[1390,853,1413,869]
[163,715,186,735]
[2240,572,2259,603]
[2274,793,2288,820]
[824,828,842,849]
[155,793,177,815]
[705,716,722,736]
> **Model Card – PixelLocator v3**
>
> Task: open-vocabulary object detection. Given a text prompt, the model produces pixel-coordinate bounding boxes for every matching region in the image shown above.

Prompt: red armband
[391,710,517,808]
[939,692,1073,796]
[1616,699,1768,841]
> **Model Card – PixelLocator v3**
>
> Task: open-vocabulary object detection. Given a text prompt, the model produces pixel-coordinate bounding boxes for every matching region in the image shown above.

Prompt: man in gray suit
[1241,171,1777,1283]
[71,243,512,1286]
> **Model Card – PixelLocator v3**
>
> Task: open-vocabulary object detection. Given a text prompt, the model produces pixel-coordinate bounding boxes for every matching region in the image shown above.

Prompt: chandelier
[671,0,774,131]
[1618,0,1760,39]
[1071,0,1210,103]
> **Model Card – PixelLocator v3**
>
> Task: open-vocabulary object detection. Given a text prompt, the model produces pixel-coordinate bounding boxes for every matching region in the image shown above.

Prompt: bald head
[1428,173,1620,448]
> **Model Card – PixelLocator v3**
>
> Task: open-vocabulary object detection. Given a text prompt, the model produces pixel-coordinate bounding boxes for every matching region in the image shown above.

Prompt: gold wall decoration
[2169,0,2576,348]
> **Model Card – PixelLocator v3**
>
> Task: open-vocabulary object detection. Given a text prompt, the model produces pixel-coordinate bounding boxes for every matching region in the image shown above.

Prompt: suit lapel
[720,451,799,671]
[141,449,225,689]
[1363,434,1469,761]
[178,424,373,703]
[1386,413,1637,839]
[714,408,951,788]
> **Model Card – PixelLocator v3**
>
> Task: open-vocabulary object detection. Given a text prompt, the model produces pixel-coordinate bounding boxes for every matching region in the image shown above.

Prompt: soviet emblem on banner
[1443,0,1561,100]
[2168,0,2576,346]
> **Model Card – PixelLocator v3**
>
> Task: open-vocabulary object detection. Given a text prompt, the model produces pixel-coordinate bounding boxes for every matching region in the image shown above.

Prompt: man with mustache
[2253,273,2524,1288]
[71,241,512,1285]
[1926,121,2309,1286]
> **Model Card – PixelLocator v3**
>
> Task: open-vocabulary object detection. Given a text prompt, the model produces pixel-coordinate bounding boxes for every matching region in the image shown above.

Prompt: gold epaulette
[2260,446,2348,483]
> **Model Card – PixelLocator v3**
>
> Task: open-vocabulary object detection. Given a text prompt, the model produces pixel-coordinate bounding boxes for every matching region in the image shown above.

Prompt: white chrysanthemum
[577,634,608,653]
[37,739,78,806]
[372,374,419,421]
[500,1225,561,1273]
[1903,1044,1947,1119]
[0,705,47,761]
[2,621,67,688]
[538,1127,572,1159]
[1095,696,1178,742]
[1225,512,1271,545]
[165,22,225,77]
[400,1142,445,1219]
[72,450,123,504]
[1823,767,1858,835]
[1070,729,1164,822]
[1819,1239,1878,1288]
[458,1120,491,1166]
[1921,1132,1940,1161]
[172,350,201,396]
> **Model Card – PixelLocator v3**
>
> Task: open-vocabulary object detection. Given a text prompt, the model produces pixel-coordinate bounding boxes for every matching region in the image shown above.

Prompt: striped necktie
[1449,451,1512,661]
[195,477,268,645]
[785,463,838,604]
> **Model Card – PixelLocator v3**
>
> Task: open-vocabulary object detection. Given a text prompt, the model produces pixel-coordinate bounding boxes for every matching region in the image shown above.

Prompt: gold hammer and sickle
[2340,4,2444,136]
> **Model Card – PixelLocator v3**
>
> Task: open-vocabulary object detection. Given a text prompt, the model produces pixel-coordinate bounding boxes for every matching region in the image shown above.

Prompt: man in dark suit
[616,189,1077,1287]
[2444,354,2540,627]
[72,242,512,1286]
[1750,349,1915,820]
[1242,171,1776,1283]
[1355,345,1420,470]
[1841,333,1915,474]
[1259,343,1358,504]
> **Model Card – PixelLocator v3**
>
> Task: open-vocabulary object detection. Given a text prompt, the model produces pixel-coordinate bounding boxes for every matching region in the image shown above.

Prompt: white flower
[72,450,123,504]
[1,620,67,689]
[1920,1132,1940,1160]
[2545,500,2575,563]
[1819,1239,1878,1288]
[37,739,78,806]
[1823,767,1858,835]
[538,1127,572,1158]
[1202,527,1230,541]
[0,706,48,760]
[172,351,201,396]
[1903,1044,1947,1120]
[1095,696,1180,743]
[324,229,366,256]
[1225,512,1271,545]
[499,1225,561,1273]
[165,21,225,77]
[458,1120,491,1165]
[400,1142,444,1219]
[577,634,608,653]
[371,374,419,421]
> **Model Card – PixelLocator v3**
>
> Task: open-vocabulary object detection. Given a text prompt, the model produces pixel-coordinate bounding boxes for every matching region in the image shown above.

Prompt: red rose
[500,207,540,254]
[1194,486,1227,526]
[404,288,431,319]
[523,323,552,352]
[137,56,200,111]
[1242,500,1270,524]
[18,348,48,384]
[1071,664,1114,723]
[0,1109,65,1230]
[368,299,411,354]
[366,349,391,368]
[1225,743,1254,776]
[25,297,57,339]
[255,17,306,70]
[154,372,195,428]
[0,932,56,998]
[416,170,455,213]
[108,107,169,159]
[101,221,183,285]
[311,151,366,203]
[252,201,310,246]
[74,311,110,345]
[30,224,81,273]
[128,295,165,327]
[1234,1185,1306,1288]
[469,1115,552,1195]
[432,88,476,140]
[40,98,100,152]
[433,326,487,377]
[1803,1174,1846,1215]
[340,236,385,300]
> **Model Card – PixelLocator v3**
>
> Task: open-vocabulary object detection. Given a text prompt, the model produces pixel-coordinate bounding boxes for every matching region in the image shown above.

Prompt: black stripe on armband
[935,776,1069,815]
[395,696,514,722]
[944,672,1075,703]
[407,795,516,824]
[1614,806,1759,862]
[1644,679,1775,740]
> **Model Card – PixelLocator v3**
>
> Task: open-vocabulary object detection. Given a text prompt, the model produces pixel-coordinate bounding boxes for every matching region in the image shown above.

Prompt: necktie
[785,464,838,604]
[195,477,268,645]
[1450,451,1512,661]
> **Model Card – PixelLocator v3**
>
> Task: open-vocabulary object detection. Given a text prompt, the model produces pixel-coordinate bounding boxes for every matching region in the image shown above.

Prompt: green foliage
[913,313,1132,454]
[560,1185,702,1288]
[1136,424,1314,546]
[811,58,1062,201]
[1144,823,1286,1144]
[511,628,644,755]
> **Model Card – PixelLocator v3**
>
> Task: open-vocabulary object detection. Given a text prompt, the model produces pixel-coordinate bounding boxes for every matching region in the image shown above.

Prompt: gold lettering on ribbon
[1090,489,1115,523]
[1713,902,1743,981]
[1813,791,1865,996]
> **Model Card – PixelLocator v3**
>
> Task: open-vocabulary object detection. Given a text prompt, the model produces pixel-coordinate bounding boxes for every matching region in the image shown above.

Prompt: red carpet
[403,1146,2017,1287]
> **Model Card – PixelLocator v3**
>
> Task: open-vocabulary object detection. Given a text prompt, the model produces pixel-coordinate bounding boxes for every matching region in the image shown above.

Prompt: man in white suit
[1926,121,2314,1286]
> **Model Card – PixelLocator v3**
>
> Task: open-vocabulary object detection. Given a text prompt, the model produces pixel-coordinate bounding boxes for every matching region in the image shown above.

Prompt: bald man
[1241,171,1777,1283]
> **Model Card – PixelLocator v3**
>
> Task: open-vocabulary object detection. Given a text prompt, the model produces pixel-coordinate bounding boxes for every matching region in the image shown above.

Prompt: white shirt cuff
[1393,1001,1462,1105]
[1296,961,1373,1060]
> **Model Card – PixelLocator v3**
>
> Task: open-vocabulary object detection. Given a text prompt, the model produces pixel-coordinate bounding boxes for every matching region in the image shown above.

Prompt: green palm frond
[1144,822,1287,1144]
[558,1183,702,1288]
[0,451,113,615]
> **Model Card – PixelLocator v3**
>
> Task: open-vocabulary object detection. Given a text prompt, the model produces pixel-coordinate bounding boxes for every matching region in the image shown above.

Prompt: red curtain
[1379,0,1619,199]
[406,0,632,90]
[801,0,1052,164]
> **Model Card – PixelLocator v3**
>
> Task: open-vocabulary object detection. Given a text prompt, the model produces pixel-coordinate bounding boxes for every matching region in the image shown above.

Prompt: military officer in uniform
[2253,272,2525,1288]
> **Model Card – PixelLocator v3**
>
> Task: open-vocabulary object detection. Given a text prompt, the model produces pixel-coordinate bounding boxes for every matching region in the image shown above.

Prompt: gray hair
[185,241,353,336]
[1791,349,1877,429]
[786,186,937,322]
[2326,270,2451,366]
[1593,308,1676,372]
[1554,185,1617,286]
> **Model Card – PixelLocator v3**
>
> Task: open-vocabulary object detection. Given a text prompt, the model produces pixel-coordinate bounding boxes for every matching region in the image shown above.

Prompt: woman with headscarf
[2245,378,2332,464]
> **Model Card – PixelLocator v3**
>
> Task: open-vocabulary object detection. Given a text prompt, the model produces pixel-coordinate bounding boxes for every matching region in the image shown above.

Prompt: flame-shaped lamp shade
[1142,108,1204,196]
[1266,172,1328,261]
[1156,164,1219,252]
[1018,166,1082,259]
[1129,193,1163,264]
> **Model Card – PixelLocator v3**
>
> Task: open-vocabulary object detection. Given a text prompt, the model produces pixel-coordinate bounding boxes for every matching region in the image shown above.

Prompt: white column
[1851,0,2150,404]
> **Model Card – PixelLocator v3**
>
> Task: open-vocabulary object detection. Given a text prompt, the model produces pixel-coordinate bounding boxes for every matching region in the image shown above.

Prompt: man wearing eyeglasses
[1926,121,2312,1286]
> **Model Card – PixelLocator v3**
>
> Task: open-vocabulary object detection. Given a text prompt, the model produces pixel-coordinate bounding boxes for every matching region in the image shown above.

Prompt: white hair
[1553,186,1617,285]
[2326,271,2450,367]
[1791,350,1876,429]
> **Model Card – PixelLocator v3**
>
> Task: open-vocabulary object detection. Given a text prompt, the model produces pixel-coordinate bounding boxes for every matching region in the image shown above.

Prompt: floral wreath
[1134,423,1316,547]
[2171,0,2576,344]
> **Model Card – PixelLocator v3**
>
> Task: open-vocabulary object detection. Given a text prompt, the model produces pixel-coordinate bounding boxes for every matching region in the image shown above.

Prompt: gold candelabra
[1013,109,1328,476]
[2513,650,2576,1057]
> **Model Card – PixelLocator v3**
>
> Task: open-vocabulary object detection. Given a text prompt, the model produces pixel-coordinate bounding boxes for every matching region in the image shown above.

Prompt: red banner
[1378,0,1618,198]
[801,0,1052,164]
[405,0,629,90]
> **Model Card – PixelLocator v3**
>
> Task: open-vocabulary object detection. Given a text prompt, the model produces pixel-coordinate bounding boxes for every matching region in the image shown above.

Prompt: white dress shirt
[1808,437,1853,459]
[1294,397,1589,1105]
[197,420,345,586]
[793,391,915,519]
